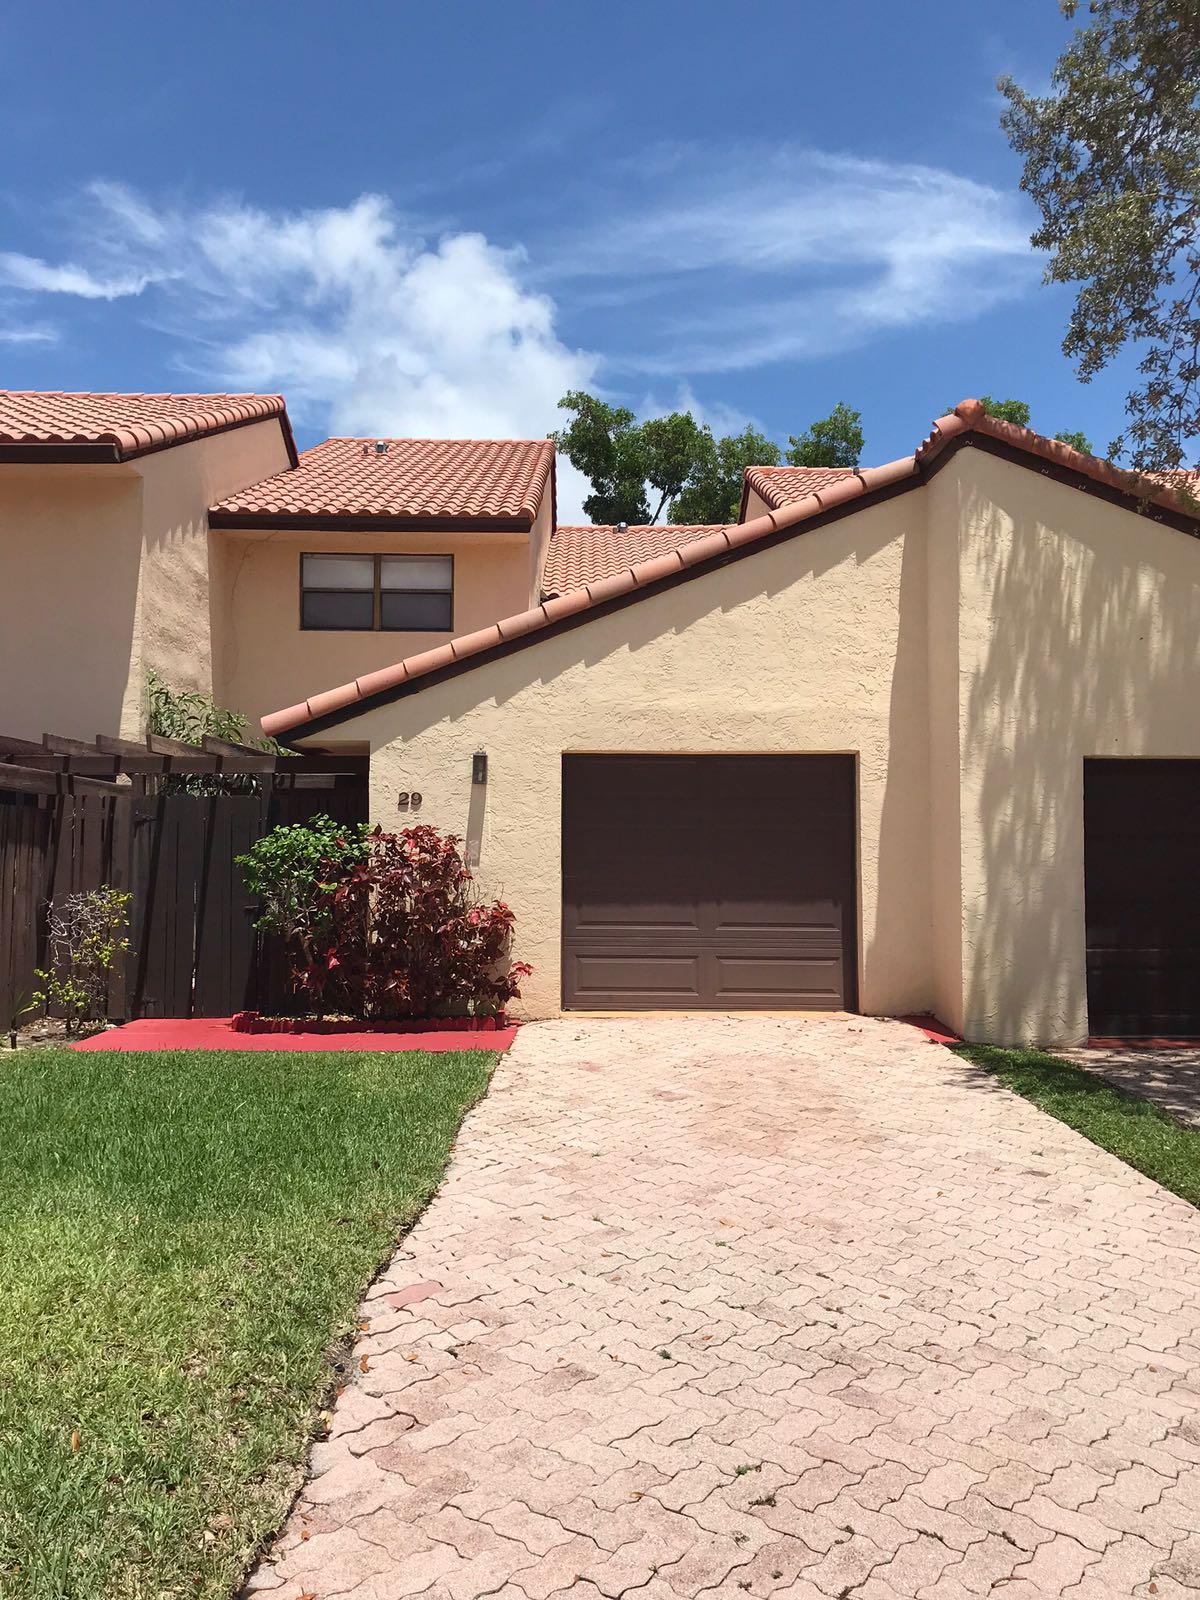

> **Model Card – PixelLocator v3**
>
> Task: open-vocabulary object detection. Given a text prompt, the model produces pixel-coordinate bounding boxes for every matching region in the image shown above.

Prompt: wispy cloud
[0,147,1040,514]
[539,146,1037,373]
[0,250,155,300]
[0,321,58,344]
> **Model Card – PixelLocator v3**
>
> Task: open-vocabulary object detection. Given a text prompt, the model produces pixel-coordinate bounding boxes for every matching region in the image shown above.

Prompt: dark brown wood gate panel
[130,792,268,1018]
[1084,759,1200,1037]
[562,755,858,1010]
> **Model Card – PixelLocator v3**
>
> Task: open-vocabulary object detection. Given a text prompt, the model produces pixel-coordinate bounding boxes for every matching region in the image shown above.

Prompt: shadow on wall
[959,465,1200,1045]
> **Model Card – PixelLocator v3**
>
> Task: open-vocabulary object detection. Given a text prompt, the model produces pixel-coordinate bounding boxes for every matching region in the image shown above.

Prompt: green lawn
[0,1046,495,1600]
[952,1042,1200,1208]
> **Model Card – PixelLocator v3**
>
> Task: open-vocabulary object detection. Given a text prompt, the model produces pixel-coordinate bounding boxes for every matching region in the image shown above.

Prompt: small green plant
[33,888,131,1034]
[147,670,290,794]
[3,989,37,1048]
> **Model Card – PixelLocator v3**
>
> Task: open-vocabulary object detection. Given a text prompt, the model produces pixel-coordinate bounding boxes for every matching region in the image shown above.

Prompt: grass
[0,1046,495,1600]
[952,1041,1200,1209]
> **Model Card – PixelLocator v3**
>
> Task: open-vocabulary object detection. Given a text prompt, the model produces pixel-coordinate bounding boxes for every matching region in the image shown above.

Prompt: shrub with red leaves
[295,825,530,1019]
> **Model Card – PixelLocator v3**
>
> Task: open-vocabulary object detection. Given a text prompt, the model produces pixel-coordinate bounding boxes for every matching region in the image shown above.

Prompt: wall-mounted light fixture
[466,752,487,865]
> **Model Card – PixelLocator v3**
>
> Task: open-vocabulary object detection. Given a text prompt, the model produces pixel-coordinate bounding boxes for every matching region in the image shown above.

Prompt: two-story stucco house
[2,389,1198,1047]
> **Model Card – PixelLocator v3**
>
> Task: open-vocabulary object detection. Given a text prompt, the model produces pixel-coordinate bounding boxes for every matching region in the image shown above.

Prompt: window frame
[299,552,455,634]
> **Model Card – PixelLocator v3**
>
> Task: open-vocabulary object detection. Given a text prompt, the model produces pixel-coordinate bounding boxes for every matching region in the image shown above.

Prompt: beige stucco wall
[322,494,937,1021]
[0,465,144,740]
[0,418,291,741]
[215,528,537,728]
[136,418,291,718]
[946,449,1200,1047]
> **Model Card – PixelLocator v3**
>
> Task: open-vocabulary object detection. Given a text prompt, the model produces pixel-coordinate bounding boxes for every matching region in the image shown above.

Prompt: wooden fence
[0,736,366,1027]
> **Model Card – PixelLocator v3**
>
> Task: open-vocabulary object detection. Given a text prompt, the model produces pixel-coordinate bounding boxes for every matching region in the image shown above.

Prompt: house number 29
[397,791,423,810]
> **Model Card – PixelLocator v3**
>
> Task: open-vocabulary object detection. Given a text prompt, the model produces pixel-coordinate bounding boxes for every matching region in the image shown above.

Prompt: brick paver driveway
[248,1016,1200,1600]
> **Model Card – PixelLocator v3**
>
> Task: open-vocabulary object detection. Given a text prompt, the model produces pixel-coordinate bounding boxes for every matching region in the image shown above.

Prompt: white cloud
[0,250,154,300]
[0,321,58,344]
[5,185,597,454]
[540,147,1037,373]
[0,148,1042,515]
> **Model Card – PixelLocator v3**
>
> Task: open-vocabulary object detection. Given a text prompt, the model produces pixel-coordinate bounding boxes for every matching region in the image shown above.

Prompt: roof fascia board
[209,510,534,533]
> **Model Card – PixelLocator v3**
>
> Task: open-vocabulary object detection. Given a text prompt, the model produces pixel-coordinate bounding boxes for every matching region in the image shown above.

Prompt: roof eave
[208,510,534,533]
[0,405,297,468]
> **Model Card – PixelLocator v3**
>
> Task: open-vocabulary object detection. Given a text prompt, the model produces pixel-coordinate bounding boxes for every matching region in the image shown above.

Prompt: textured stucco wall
[215,528,536,728]
[0,419,291,742]
[950,449,1200,1046]
[0,466,144,739]
[324,494,937,1020]
[137,419,291,723]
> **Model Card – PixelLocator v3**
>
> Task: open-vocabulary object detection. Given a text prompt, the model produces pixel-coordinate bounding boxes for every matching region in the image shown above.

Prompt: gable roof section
[543,523,732,597]
[0,391,297,465]
[210,436,555,530]
[261,399,1200,740]
[741,465,856,516]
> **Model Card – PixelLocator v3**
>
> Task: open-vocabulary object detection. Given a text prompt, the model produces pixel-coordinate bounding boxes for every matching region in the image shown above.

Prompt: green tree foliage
[552,393,704,524]
[786,402,864,468]
[978,396,1032,428]
[1054,428,1095,453]
[670,426,782,524]
[948,396,1095,448]
[1000,2,1200,472]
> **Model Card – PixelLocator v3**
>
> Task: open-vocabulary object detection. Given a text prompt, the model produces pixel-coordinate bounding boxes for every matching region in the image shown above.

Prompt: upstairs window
[301,554,453,632]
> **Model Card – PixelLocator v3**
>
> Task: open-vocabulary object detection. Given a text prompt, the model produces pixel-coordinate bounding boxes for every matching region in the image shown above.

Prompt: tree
[786,403,864,468]
[551,392,652,524]
[978,396,1031,428]
[1054,428,1095,453]
[670,426,781,524]
[947,396,1095,451]
[554,393,786,526]
[999,2,1200,473]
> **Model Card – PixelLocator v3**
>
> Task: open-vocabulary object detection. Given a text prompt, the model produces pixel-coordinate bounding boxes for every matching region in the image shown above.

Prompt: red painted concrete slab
[73,1018,517,1053]
[898,1013,963,1045]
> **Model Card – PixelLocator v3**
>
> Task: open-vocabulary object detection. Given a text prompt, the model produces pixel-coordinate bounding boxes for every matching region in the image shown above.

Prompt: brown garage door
[562,755,857,1010]
[1084,759,1200,1037]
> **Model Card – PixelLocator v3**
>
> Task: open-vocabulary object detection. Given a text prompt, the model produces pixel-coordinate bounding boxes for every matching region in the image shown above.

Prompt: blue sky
[0,0,1137,520]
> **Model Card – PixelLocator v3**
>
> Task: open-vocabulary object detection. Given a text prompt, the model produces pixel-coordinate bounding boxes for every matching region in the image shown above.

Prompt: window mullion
[373,554,382,631]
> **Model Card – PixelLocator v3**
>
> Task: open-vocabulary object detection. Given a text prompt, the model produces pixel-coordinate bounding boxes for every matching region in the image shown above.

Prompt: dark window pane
[302,589,374,629]
[380,589,453,631]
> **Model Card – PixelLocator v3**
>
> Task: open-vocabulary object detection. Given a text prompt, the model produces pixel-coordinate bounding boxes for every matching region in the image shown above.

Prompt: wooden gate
[129,791,270,1019]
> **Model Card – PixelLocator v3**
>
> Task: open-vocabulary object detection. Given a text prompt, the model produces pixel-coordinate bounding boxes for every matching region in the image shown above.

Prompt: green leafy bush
[237,815,369,988]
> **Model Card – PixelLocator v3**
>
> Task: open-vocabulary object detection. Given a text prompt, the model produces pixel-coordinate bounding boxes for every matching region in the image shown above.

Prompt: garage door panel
[568,954,702,1005]
[1084,759,1200,1037]
[562,755,857,1010]
[714,955,843,1005]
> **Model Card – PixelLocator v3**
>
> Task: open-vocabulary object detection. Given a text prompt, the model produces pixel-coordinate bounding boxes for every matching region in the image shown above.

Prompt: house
[2,391,1198,1046]
[0,392,555,739]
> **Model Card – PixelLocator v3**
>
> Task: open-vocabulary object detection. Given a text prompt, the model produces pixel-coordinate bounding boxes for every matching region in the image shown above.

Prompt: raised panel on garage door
[561,755,858,1010]
[1084,759,1200,1037]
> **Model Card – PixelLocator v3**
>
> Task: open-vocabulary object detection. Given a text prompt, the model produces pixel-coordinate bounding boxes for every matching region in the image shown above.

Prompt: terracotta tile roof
[0,391,295,463]
[210,437,555,529]
[742,465,857,514]
[543,524,731,597]
[261,399,1200,739]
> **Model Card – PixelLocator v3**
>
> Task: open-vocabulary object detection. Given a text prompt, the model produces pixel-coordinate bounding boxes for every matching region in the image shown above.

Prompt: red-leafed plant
[274,824,530,1019]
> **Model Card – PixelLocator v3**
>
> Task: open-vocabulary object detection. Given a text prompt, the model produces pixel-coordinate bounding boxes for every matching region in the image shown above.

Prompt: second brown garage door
[562,754,857,1010]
